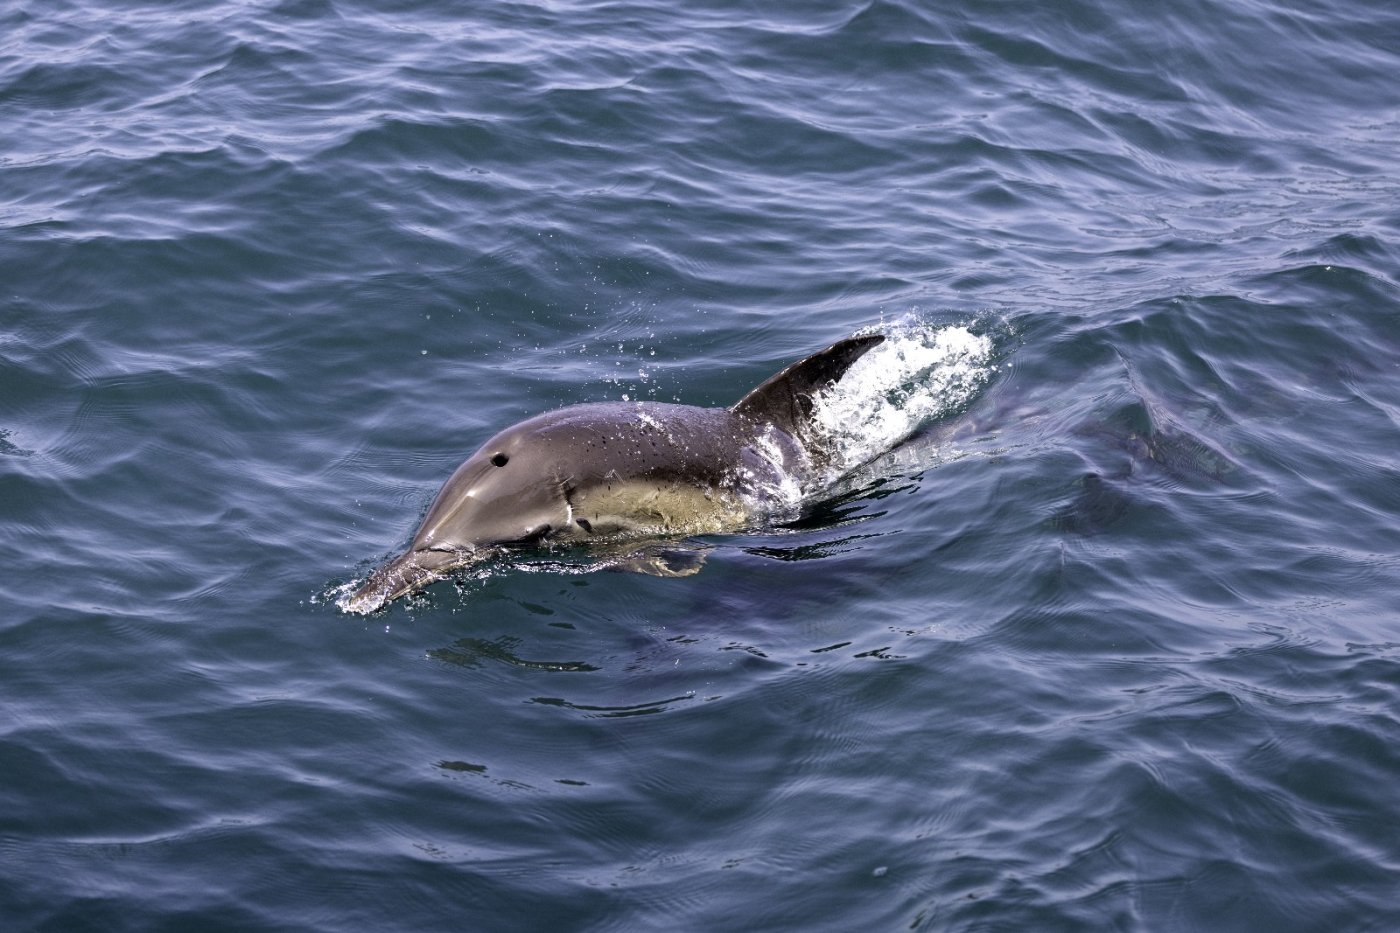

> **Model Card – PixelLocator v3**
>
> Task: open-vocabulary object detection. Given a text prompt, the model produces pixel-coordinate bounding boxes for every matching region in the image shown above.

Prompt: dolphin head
[340,417,574,614]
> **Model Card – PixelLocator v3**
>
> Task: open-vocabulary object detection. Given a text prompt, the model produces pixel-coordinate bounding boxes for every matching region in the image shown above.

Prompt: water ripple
[4,0,1400,928]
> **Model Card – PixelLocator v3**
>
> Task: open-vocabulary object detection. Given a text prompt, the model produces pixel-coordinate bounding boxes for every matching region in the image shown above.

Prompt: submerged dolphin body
[340,334,884,613]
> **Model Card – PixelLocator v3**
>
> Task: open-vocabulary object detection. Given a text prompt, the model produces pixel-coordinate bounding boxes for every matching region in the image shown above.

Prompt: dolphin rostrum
[340,333,884,613]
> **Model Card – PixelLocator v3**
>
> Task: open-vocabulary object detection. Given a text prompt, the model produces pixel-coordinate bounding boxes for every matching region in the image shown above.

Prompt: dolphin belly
[569,478,751,538]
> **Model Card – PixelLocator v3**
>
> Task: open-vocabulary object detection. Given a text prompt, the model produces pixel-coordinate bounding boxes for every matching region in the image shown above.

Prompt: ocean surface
[3,0,1399,929]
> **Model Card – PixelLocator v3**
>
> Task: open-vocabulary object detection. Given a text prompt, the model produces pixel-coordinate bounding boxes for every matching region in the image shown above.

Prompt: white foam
[745,423,808,508]
[811,323,994,480]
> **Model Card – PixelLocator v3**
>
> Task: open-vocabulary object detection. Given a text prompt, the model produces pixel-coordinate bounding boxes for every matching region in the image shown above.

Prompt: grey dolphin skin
[340,334,884,613]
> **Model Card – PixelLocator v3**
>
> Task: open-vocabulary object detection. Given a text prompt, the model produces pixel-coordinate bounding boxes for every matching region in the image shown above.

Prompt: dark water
[4,0,1400,929]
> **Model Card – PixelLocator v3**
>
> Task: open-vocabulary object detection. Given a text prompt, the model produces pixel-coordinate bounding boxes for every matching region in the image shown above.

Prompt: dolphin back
[729,333,884,450]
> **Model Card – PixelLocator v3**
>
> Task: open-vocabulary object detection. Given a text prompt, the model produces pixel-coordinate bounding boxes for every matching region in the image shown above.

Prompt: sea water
[3,0,1399,929]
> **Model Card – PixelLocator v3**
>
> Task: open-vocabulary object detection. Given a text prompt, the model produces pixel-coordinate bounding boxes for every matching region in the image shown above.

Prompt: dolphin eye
[491,453,509,467]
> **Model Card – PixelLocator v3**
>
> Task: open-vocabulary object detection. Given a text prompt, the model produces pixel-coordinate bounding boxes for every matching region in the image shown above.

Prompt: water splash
[811,322,995,479]
[736,423,810,509]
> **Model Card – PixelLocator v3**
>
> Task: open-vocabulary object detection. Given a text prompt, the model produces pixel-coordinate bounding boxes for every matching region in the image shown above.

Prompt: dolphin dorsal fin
[730,334,885,441]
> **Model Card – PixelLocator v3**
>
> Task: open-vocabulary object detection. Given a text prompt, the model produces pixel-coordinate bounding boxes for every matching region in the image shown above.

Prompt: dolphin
[340,333,884,613]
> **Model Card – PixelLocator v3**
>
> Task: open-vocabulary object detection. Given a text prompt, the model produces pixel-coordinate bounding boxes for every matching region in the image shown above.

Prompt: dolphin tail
[338,548,463,614]
[729,333,885,447]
